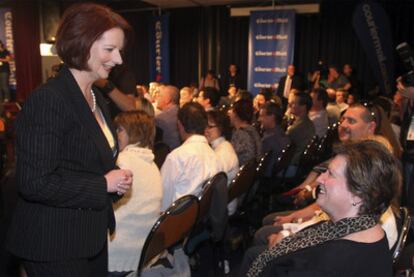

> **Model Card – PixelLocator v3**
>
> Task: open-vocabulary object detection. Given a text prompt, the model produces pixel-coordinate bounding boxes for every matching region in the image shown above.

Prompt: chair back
[392,207,412,264]
[153,142,171,169]
[198,172,227,221]
[228,159,258,203]
[256,151,273,179]
[295,136,320,179]
[317,122,339,161]
[138,195,199,273]
[272,144,295,177]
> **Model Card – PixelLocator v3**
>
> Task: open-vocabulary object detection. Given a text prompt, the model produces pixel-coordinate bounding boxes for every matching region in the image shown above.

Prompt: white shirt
[211,137,239,215]
[109,145,162,272]
[161,134,220,211]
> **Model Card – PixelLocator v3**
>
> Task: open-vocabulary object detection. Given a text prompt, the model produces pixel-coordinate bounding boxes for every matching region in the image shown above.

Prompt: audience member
[258,102,290,177]
[109,111,162,275]
[6,4,133,275]
[179,86,194,108]
[276,65,303,109]
[205,110,239,215]
[160,102,219,210]
[197,87,220,111]
[335,89,349,113]
[218,85,238,108]
[309,88,329,138]
[199,69,220,91]
[326,65,351,91]
[241,140,400,276]
[225,63,242,90]
[229,99,262,166]
[155,85,180,150]
[286,92,315,170]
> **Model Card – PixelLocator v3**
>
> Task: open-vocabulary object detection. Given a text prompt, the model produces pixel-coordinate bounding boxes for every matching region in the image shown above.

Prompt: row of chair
[135,153,273,276]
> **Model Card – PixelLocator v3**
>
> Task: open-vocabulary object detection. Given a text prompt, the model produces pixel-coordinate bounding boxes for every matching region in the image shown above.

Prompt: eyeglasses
[207,124,217,129]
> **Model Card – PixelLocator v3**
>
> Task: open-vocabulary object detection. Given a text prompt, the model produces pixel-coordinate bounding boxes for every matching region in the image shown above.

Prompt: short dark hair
[349,102,382,134]
[262,102,283,125]
[311,88,328,108]
[202,87,220,107]
[295,92,313,112]
[207,110,232,140]
[232,99,254,123]
[56,3,132,70]
[114,110,155,148]
[178,102,208,135]
[334,140,401,218]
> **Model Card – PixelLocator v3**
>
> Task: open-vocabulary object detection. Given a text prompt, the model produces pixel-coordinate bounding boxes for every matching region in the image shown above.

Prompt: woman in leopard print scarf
[244,140,401,276]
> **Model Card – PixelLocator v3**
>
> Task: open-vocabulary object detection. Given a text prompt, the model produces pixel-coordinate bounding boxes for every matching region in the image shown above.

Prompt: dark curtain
[12,0,42,102]
[117,0,414,97]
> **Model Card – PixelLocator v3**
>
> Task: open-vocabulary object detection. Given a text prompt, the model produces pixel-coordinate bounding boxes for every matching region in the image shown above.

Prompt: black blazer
[6,66,118,261]
[276,75,304,99]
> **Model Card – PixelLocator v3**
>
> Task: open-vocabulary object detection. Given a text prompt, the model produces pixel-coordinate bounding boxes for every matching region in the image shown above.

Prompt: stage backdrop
[148,14,170,83]
[248,10,295,95]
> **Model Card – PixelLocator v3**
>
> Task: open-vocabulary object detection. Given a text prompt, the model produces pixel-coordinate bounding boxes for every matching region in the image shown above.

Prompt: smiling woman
[241,140,401,277]
[6,3,135,276]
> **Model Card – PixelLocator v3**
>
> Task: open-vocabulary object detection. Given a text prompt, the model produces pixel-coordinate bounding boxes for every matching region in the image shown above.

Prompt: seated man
[258,102,290,177]
[160,102,220,210]
[197,87,220,111]
[155,85,181,150]
[285,92,315,174]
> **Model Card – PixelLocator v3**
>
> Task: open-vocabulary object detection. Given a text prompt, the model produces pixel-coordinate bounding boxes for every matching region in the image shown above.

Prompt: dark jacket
[6,66,118,261]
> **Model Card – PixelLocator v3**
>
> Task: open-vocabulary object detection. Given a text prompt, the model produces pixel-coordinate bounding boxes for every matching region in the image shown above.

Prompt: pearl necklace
[91,89,96,112]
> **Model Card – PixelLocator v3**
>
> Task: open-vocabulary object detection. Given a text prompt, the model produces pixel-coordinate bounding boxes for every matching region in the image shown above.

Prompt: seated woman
[228,99,262,166]
[240,140,400,276]
[108,111,163,275]
[205,110,239,215]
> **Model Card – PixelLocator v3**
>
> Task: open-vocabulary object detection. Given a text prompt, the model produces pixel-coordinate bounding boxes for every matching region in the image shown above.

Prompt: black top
[6,65,118,261]
[264,236,392,277]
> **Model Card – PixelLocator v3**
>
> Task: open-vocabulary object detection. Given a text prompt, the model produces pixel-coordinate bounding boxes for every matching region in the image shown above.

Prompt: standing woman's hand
[105,169,133,195]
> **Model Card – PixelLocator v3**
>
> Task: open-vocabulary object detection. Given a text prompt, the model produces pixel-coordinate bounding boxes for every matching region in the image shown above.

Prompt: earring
[352,202,357,207]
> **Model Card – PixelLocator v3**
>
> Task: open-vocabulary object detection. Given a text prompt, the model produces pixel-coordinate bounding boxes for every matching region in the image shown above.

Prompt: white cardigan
[109,145,163,272]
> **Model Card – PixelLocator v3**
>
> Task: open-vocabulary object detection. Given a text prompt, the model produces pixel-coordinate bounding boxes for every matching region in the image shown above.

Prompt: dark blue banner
[148,14,170,83]
[248,10,295,95]
[352,1,394,95]
[0,8,15,89]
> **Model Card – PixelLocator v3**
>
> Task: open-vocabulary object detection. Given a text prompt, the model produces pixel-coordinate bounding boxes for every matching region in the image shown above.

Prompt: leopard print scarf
[247,215,377,277]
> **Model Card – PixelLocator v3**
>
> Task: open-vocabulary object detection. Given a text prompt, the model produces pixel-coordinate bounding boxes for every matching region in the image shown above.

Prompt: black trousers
[22,243,107,277]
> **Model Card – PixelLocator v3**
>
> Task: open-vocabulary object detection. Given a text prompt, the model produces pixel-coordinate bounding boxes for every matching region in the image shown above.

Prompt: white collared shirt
[160,134,220,211]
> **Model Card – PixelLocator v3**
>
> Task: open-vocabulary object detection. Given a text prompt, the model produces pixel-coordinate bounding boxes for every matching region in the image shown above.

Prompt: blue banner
[352,1,394,95]
[0,8,16,89]
[148,14,170,83]
[248,10,295,95]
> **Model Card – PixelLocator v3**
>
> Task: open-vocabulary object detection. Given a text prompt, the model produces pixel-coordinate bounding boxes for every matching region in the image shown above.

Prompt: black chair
[137,195,199,276]
[271,143,296,180]
[289,136,320,187]
[184,172,228,273]
[393,207,412,264]
[317,122,339,162]
[256,151,273,180]
[228,159,258,204]
[153,142,171,169]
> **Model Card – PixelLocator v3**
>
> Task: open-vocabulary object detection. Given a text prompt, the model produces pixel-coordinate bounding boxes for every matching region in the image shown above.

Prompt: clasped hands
[105,169,133,195]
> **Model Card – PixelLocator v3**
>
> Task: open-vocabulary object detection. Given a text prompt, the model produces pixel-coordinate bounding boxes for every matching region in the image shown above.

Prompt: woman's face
[316,155,360,220]
[117,125,129,151]
[205,118,221,143]
[87,27,124,80]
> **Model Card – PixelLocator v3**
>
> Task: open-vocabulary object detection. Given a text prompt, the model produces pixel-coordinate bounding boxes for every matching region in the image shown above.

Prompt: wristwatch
[100,80,116,95]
